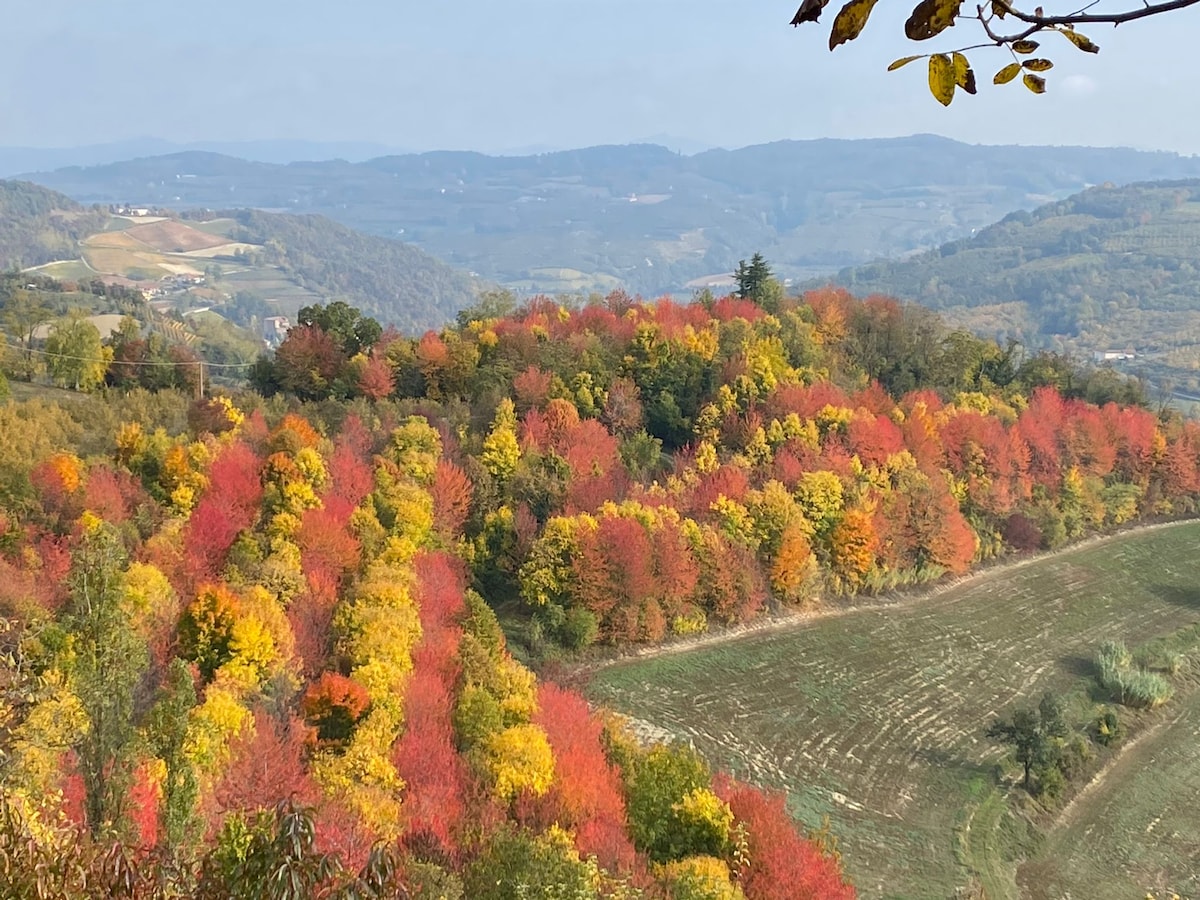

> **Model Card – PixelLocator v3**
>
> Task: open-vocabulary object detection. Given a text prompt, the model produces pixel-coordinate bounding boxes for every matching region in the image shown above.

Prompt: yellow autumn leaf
[928,53,956,106]
[1023,58,1054,72]
[1023,72,1047,94]
[905,0,962,41]
[994,62,1022,84]
[1012,39,1039,54]
[888,55,923,71]
[1060,28,1100,53]
[952,52,977,93]
[829,0,880,49]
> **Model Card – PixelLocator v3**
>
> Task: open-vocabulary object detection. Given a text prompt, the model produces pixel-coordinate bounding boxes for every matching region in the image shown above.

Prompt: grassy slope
[587,523,1200,900]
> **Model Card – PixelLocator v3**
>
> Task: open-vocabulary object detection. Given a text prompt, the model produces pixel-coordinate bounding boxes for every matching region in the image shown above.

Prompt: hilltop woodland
[3,273,1200,897]
[829,180,1200,387]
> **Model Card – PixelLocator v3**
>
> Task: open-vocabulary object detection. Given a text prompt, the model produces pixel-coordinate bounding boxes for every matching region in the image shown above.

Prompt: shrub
[1093,707,1122,746]
[1120,669,1173,708]
[1096,640,1131,676]
[1035,764,1066,801]
[1096,640,1173,708]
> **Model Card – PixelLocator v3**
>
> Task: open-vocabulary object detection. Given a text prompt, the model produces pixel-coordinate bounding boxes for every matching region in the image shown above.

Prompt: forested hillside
[0,392,853,898]
[0,180,481,334]
[827,180,1200,387]
[252,288,1183,657]
[0,181,108,269]
[5,285,1200,897]
[217,208,483,333]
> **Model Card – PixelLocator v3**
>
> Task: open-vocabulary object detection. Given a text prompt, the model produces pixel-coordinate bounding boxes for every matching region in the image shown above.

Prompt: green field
[1022,685,1200,899]
[587,523,1200,899]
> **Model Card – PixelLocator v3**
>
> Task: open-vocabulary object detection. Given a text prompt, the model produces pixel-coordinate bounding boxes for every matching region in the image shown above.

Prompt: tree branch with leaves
[791,0,1199,104]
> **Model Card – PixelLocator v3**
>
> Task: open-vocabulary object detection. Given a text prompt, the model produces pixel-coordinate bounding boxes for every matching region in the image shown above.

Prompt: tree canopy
[790,0,1193,104]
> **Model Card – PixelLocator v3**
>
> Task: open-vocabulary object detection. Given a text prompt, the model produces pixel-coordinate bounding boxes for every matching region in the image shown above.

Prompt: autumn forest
[4,281,1200,898]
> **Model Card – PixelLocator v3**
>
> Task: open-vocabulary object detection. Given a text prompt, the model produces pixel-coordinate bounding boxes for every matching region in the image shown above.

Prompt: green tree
[64,518,149,837]
[297,300,382,356]
[462,825,601,900]
[986,692,1068,792]
[456,288,519,328]
[45,312,111,391]
[623,742,727,863]
[146,658,200,850]
[2,288,52,380]
[733,253,782,310]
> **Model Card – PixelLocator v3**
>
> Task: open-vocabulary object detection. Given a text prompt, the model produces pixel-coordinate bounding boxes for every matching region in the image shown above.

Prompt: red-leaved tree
[714,775,856,900]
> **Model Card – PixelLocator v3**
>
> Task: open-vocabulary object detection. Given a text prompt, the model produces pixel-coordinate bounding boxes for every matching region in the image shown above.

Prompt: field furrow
[588,522,1200,899]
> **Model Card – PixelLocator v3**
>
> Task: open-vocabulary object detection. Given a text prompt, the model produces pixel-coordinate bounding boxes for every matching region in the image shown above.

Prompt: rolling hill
[23,136,1200,297]
[823,180,1200,389]
[0,181,109,269]
[0,181,481,334]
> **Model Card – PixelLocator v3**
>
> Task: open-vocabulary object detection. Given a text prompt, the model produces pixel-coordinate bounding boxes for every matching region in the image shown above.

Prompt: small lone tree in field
[986,692,1068,792]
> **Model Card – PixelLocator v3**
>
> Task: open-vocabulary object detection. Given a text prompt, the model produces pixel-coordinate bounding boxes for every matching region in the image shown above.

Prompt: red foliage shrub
[513,366,553,412]
[393,666,466,847]
[1003,513,1044,552]
[685,465,750,519]
[36,533,72,611]
[431,459,473,541]
[289,578,338,676]
[296,505,361,586]
[128,760,161,849]
[181,442,263,581]
[711,295,767,324]
[59,753,86,830]
[207,710,316,825]
[845,414,904,468]
[357,352,395,400]
[327,440,374,515]
[714,775,856,900]
[80,465,133,525]
[766,381,851,422]
[700,533,767,624]
[532,683,636,871]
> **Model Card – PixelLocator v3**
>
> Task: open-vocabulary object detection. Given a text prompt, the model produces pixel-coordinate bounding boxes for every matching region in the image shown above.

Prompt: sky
[5,0,1199,157]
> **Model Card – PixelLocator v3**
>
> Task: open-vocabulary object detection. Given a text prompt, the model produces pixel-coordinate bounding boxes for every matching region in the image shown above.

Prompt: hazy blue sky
[6,0,1198,155]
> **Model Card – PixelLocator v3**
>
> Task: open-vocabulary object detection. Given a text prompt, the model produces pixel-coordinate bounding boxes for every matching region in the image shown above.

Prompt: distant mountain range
[21,135,1200,297]
[0,140,421,177]
[823,180,1200,389]
[0,180,481,333]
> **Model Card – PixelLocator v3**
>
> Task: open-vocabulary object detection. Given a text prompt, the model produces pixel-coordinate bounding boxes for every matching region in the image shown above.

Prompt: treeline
[0,393,852,898]
[248,288,1192,652]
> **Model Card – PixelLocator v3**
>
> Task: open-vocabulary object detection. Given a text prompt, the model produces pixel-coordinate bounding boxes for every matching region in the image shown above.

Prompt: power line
[2,339,258,369]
